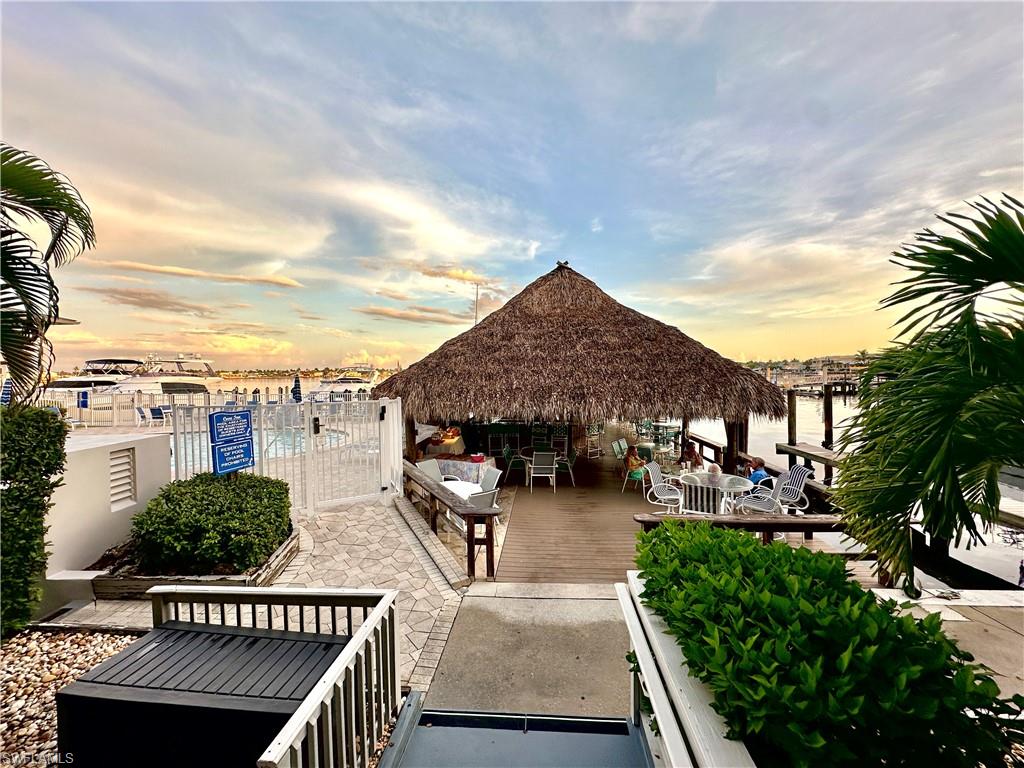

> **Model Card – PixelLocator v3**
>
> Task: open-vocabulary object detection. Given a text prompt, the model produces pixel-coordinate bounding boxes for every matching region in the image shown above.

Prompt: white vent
[110,447,136,508]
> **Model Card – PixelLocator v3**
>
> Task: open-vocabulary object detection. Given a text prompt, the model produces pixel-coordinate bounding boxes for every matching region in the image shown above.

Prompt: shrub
[131,473,291,575]
[636,522,1024,767]
[1,406,69,638]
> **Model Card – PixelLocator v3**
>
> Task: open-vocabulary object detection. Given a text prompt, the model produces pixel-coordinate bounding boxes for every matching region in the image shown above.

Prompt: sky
[3,2,1022,370]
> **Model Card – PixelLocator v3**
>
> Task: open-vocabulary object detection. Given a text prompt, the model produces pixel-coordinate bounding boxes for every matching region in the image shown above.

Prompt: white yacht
[310,364,379,400]
[45,358,145,391]
[109,353,223,395]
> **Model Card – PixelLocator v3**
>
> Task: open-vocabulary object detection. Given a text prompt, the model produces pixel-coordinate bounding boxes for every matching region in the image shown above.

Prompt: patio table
[441,479,483,500]
[670,472,754,515]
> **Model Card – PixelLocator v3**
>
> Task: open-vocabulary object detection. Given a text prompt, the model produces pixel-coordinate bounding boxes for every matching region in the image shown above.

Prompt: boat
[109,353,223,395]
[310,364,379,400]
[44,358,145,391]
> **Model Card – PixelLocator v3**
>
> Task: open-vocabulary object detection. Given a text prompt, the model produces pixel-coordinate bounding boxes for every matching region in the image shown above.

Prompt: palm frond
[0,229,58,401]
[885,194,1024,339]
[1,143,96,266]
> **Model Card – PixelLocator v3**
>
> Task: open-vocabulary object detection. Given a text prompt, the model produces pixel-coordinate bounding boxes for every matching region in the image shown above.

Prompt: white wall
[45,432,171,576]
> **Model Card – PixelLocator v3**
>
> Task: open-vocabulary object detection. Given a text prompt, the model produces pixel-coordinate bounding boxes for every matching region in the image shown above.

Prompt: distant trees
[834,195,1024,593]
[1,144,95,403]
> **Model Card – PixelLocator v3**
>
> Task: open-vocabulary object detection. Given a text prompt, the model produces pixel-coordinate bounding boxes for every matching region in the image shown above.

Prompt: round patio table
[670,472,754,515]
[441,479,483,500]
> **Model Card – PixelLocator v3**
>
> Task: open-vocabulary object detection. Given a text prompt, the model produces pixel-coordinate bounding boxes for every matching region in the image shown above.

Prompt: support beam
[723,420,740,474]
[786,389,797,468]
[404,415,418,461]
[823,384,834,484]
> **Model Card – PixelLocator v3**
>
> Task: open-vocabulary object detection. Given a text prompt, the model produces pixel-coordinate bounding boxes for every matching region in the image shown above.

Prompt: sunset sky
[4,2,1022,370]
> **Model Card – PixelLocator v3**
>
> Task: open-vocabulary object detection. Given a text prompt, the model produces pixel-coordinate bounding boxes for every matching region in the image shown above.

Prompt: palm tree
[1,144,95,403]
[833,195,1024,593]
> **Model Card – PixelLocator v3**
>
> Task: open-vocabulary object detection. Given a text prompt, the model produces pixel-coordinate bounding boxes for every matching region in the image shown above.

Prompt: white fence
[170,399,404,511]
[38,388,375,428]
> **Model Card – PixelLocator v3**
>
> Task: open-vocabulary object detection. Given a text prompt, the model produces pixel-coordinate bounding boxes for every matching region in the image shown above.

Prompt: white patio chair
[480,466,502,493]
[528,451,557,493]
[734,472,788,514]
[644,462,682,512]
[679,474,725,515]
[417,459,460,484]
[769,465,813,512]
[134,407,149,427]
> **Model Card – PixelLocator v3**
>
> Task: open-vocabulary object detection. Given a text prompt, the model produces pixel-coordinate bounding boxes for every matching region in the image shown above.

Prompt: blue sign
[208,410,252,443]
[208,409,254,476]
[212,438,255,475]
[77,391,90,408]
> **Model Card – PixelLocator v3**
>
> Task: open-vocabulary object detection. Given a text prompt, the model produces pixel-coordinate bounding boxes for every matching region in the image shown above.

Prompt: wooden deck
[496,439,649,583]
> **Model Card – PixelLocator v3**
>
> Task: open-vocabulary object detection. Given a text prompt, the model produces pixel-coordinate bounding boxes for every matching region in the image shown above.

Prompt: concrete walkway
[425,582,630,716]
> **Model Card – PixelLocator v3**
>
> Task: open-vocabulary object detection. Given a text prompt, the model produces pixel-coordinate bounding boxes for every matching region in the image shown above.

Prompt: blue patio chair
[148,407,166,427]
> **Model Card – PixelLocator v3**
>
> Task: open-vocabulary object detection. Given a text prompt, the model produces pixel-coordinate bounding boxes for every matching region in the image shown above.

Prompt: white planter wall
[39,433,171,616]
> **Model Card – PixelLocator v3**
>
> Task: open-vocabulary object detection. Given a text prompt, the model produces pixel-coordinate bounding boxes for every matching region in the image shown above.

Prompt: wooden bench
[633,510,845,545]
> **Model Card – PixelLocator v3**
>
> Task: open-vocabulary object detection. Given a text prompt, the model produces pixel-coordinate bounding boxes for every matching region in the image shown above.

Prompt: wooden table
[634,511,845,544]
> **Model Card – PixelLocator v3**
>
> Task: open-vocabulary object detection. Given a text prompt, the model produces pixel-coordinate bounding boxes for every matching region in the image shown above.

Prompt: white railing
[148,585,401,768]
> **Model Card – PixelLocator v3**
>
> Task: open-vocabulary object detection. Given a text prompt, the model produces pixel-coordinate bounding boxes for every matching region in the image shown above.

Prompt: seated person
[677,440,704,469]
[624,445,646,473]
[747,457,769,486]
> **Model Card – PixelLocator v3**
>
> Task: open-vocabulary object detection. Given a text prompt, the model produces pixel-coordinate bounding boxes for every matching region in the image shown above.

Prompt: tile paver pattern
[52,498,462,687]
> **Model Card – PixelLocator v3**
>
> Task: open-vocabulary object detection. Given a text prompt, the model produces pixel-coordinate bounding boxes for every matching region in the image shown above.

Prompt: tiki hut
[375,264,784,459]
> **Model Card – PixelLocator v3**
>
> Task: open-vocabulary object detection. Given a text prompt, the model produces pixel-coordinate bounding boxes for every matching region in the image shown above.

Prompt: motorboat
[44,358,145,391]
[109,353,223,395]
[310,364,379,400]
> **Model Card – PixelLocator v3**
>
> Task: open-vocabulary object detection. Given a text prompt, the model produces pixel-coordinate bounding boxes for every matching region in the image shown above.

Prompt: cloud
[81,258,303,287]
[353,305,472,325]
[590,217,603,233]
[375,287,411,301]
[618,3,714,43]
[414,263,494,286]
[76,287,218,317]
[289,303,326,322]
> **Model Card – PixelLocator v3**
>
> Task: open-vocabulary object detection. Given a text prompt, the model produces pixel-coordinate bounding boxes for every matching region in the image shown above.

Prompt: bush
[636,522,1024,767]
[131,473,291,575]
[1,406,69,638]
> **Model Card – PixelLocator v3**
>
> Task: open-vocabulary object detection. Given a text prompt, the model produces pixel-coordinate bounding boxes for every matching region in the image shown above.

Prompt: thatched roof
[373,263,785,424]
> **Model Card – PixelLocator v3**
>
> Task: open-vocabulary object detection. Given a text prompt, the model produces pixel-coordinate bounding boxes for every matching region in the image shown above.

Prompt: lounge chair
[528,451,557,493]
[148,407,166,427]
[134,407,148,427]
[502,444,528,484]
[417,459,460,484]
[480,466,502,493]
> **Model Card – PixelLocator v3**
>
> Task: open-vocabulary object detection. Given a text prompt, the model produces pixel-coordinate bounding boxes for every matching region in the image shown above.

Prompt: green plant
[1,143,96,402]
[131,473,291,575]
[833,195,1024,590]
[636,522,1024,767]
[1,406,68,638]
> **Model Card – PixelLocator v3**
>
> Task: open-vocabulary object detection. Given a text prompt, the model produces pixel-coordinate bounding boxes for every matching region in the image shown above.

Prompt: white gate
[172,398,404,511]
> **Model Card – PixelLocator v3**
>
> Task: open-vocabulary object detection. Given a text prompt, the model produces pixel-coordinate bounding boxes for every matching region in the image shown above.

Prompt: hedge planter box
[617,571,756,768]
[91,529,299,600]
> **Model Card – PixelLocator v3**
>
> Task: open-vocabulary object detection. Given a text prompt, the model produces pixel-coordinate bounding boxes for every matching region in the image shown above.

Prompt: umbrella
[291,374,302,403]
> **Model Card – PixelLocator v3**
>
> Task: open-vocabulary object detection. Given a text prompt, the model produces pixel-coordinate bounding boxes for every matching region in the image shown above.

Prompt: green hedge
[636,522,1024,767]
[1,406,69,638]
[131,473,291,575]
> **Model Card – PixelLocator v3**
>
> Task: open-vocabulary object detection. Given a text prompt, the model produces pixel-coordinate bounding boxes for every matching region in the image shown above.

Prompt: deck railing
[401,460,500,580]
[148,585,400,768]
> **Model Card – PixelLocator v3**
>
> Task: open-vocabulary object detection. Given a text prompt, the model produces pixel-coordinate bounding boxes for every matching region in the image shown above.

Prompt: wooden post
[485,517,495,579]
[739,416,749,454]
[404,415,417,461]
[723,420,739,474]
[786,389,797,468]
[466,515,477,580]
[823,383,834,484]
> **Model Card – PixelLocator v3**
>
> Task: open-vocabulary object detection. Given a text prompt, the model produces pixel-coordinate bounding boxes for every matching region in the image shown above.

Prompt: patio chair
[733,473,787,514]
[637,445,654,462]
[468,489,499,510]
[555,451,577,487]
[417,459,460,484]
[503,444,529,484]
[443,489,499,538]
[611,438,628,461]
[480,466,503,493]
[551,423,569,455]
[528,451,557,493]
[622,461,645,492]
[134,407,148,427]
[159,405,174,425]
[737,466,813,514]
[679,474,725,515]
[644,462,681,512]
[148,407,166,427]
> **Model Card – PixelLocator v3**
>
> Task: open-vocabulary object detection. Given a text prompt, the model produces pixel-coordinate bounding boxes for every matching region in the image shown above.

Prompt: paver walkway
[50,498,462,687]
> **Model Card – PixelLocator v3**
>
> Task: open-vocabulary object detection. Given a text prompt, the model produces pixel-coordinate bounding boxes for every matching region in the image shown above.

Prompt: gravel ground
[1,630,137,761]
